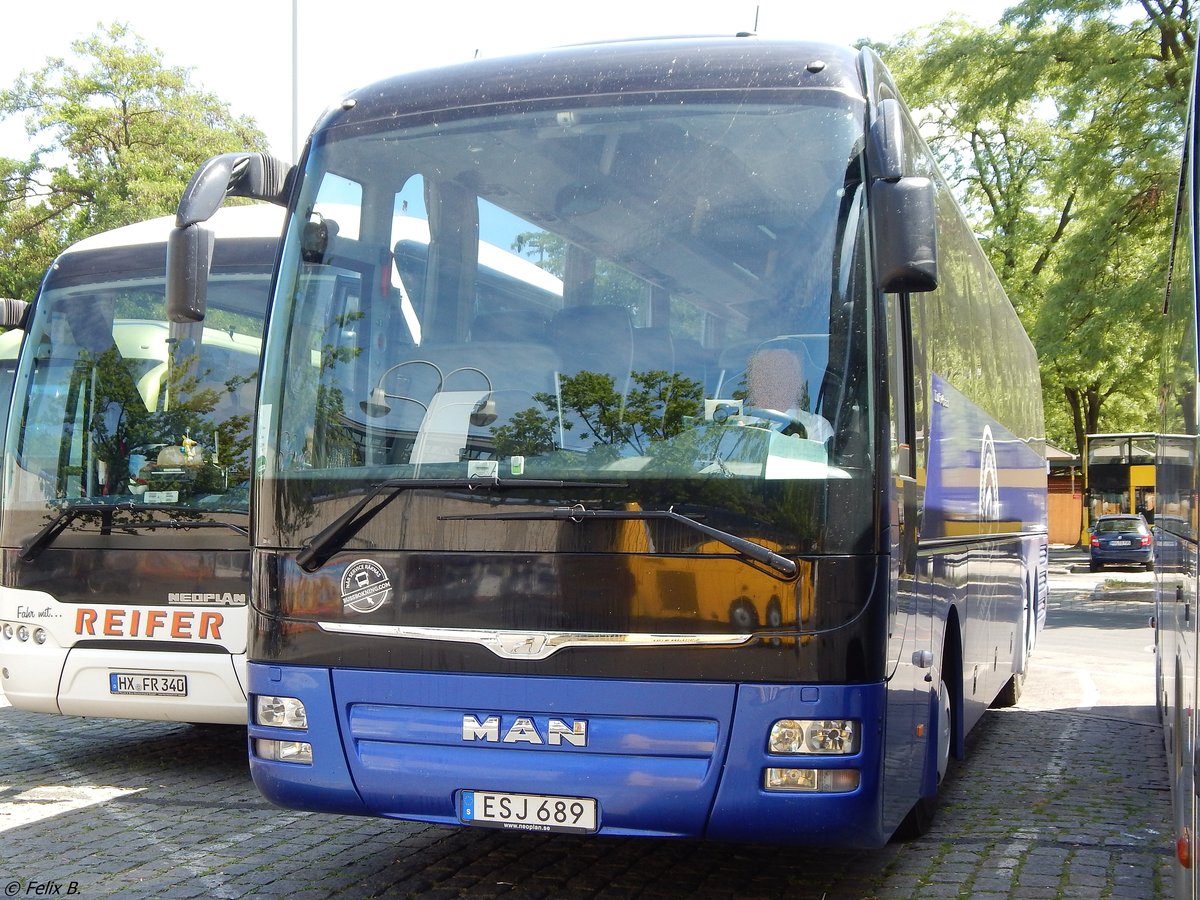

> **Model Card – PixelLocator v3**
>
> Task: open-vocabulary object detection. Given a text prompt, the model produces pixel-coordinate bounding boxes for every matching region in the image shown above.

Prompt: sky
[0,0,1016,163]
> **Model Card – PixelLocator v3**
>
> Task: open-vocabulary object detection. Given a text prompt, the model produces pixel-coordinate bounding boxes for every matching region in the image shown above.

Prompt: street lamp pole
[292,0,300,162]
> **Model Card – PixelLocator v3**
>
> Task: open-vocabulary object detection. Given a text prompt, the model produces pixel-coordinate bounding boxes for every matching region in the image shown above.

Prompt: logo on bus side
[167,592,246,605]
[75,608,224,639]
[979,425,1000,522]
[340,559,392,614]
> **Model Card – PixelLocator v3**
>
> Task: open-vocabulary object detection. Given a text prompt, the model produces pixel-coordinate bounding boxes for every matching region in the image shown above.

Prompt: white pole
[291,0,300,162]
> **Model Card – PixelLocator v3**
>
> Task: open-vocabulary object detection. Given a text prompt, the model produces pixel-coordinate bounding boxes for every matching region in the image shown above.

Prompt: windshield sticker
[468,460,499,479]
[340,559,392,614]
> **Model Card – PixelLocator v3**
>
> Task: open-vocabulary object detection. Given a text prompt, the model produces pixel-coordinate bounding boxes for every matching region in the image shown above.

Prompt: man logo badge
[462,714,588,746]
[340,559,392,613]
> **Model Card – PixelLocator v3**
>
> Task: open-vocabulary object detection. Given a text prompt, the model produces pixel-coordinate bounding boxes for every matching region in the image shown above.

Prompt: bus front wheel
[934,676,952,783]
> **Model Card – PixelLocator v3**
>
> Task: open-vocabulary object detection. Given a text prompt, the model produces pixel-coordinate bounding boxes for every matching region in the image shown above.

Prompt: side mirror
[167,150,291,323]
[166,223,215,323]
[871,176,938,294]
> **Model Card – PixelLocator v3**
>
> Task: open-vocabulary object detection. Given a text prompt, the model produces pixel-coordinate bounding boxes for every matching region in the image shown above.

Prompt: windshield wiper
[19,502,248,563]
[295,477,614,572]
[100,520,249,535]
[439,504,798,579]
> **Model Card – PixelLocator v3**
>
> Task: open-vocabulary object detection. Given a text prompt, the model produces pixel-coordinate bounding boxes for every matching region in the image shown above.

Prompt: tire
[1089,560,1100,572]
[766,597,782,628]
[996,579,1031,710]
[991,670,1024,708]
[728,598,758,632]
[934,675,952,783]
[765,597,783,647]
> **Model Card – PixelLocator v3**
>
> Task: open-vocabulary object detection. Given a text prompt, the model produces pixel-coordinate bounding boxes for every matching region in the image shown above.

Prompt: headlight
[1,623,12,639]
[16,625,29,642]
[806,720,857,753]
[768,719,860,755]
[255,695,308,730]
[254,738,313,765]
[764,768,860,793]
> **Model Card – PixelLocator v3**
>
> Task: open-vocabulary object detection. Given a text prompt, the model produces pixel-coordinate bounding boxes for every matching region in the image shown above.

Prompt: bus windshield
[260,93,875,553]
[3,253,269,542]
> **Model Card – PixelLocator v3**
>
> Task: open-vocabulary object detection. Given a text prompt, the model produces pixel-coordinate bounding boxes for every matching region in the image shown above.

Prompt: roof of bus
[62,204,285,256]
[317,36,866,134]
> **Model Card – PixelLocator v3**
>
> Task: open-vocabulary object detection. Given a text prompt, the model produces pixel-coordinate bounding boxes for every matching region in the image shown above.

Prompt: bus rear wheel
[992,670,1024,708]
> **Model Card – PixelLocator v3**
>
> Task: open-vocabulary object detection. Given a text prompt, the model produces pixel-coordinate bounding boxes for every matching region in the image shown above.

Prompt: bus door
[883,290,927,819]
[1134,482,1156,522]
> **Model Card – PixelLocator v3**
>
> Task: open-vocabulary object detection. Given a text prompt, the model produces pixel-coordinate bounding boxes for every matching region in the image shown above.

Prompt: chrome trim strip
[316,622,756,660]
[917,529,1049,554]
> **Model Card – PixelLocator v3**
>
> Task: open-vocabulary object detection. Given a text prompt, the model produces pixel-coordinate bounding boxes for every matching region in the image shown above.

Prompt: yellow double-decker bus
[1083,432,1156,542]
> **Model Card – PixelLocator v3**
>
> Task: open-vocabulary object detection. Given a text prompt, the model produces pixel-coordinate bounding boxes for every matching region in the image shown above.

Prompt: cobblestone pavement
[0,555,1174,899]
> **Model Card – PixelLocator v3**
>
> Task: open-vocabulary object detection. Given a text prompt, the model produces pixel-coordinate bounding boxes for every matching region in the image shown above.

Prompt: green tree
[0,22,265,300]
[882,1,1192,453]
[492,406,560,458]
[493,369,703,462]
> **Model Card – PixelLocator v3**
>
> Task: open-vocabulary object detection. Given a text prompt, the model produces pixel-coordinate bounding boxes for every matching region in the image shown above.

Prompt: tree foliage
[492,369,704,462]
[0,22,266,300]
[881,0,1193,453]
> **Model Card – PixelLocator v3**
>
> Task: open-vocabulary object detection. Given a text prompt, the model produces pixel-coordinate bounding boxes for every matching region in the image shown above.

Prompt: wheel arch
[942,606,965,760]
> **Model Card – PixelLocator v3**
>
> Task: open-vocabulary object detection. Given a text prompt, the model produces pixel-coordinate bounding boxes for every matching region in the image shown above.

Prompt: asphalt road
[1023,552,1160,725]
[0,550,1175,898]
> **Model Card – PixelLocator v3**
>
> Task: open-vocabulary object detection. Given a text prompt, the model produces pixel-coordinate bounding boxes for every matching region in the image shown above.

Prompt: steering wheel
[742,406,808,439]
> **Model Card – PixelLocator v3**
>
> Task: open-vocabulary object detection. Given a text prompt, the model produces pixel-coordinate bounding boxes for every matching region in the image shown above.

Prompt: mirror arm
[0,298,29,330]
[176,152,294,228]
